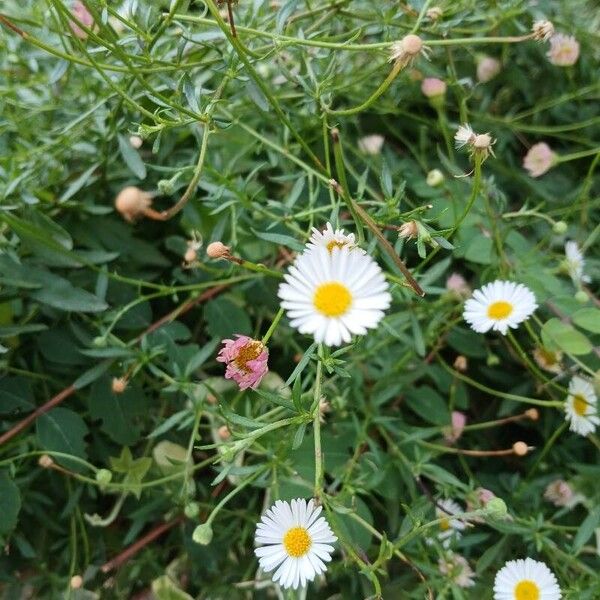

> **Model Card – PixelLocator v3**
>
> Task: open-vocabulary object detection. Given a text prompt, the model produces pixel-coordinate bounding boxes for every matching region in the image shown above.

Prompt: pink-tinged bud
[111,377,128,394]
[217,425,231,440]
[389,34,424,67]
[446,273,471,298]
[129,135,143,149]
[444,411,467,444]
[184,247,198,264]
[473,133,493,150]
[216,335,268,391]
[523,142,557,177]
[206,241,230,259]
[453,355,468,372]
[476,57,501,83]
[38,454,54,468]
[398,221,419,240]
[70,576,83,589]
[70,1,94,40]
[547,34,580,66]
[475,488,496,505]
[543,480,574,507]
[114,187,152,222]
[358,134,384,155]
[421,77,446,98]
[402,34,423,55]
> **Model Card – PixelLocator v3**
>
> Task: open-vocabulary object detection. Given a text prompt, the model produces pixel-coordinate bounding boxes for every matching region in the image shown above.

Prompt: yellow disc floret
[487,300,513,320]
[572,393,588,416]
[514,580,540,600]
[283,526,312,557]
[313,282,352,317]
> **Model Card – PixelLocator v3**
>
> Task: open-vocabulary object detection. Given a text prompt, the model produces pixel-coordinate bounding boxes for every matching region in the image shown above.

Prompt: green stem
[557,147,600,163]
[262,308,285,345]
[313,356,324,499]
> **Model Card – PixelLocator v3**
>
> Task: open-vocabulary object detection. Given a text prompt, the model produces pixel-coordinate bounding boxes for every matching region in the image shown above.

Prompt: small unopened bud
[426,168,444,187]
[476,56,502,83]
[111,377,128,394]
[485,497,507,519]
[402,34,423,55]
[532,20,554,42]
[114,186,152,222]
[157,179,175,195]
[206,393,217,404]
[525,408,539,421]
[512,441,529,456]
[473,133,493,150]
[552,221,568,234]
[206,241,230,259]
[95,469,112,486]
[575,290,589,304]
[389,34,424,67]
[192,523,213,545]
[453,355,468,372]
[398,221,419,240]
[426,6,443,20]
[129,135,143,149]
[421,77,446,99]
[39,454,54,468]
[217,425,231,440]
[70,575,83,590]
[184,501,200,519]
[184,247,197,264]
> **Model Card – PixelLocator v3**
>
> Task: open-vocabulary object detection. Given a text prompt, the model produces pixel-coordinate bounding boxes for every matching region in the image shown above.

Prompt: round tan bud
[70,576,83,589]
[217,425,231,440]
[402,34,423,56]
[453,355,468,372]
[114,186,152,222]
[473,133,493,149]
[111,377,128,394]
[184,247,197,263]
[206,241,230,259]
[38,454,54,468]
[426,6,443,20]
[398,221,419,240]
[525,408,539,421]
[513,441,529,456]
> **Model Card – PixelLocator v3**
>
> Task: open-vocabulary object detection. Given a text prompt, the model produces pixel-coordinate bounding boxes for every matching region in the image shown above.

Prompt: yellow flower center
[514,580,540,600]
[439,518,451,531]
[313,282,352,317]
[234,341,263,373]
[283,526,312,558]
[326,240,348,253]
[487,300,513,320]
[573,393,588,416]
[538,348,558,366]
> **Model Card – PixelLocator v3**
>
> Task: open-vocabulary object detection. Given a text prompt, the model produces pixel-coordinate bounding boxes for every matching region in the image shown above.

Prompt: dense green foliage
[0,0,599,598]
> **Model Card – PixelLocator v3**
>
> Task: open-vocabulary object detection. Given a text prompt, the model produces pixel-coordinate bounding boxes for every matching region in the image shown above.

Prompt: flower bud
[70,575,83,589]
[398,221,419,240]
[157,179,175,195]
[426,168,444,187]
[552,221,568,234]
[206,241,231,259]
[453,355,468,372]
[512,441,529,456]
[184,502,200,519]
[575,290,588,304]
[192,523,213,545]
[532,20,554,42]
[426,6,443,20]
[217,425,231,440]
[95,469,112,486]
[129,135,143,149]
[525,408,539,421]
[476,56,501,83]
[38,454,54,468]
[184,247,197,264]
[421,77,447,99]
[111,377,128,394]
[485,497,508,518]
[114,186,152,222]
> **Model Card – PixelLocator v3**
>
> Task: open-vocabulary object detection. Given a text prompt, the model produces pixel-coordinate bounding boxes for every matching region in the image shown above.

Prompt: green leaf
[573,506,600,553]
[152,575,194,600]
[117,134,146,179]
[110,447,153,499]
[404,386,450,425]
[204,297,252,339]
[250,228,305,252]
[88,376,146,445]
[0,323,47,338]
[292,423,307,449]
[572,308,600,333]
[0,470,21,536]
[0,376,35,414]
[541,318,592,355]
[36,408,88,470]
[31,276,108,313]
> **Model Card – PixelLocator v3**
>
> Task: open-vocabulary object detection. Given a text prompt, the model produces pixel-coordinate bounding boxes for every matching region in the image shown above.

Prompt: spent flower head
[532,20,555,41]
[547,34,580,66]
[523,142,557,177]
[216,335,268,390]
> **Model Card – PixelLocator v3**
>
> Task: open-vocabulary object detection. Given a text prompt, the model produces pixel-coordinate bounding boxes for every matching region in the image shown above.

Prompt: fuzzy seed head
[532,19,555,42]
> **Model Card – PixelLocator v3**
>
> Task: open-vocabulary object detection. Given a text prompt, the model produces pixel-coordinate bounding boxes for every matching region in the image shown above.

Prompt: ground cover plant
[0,0,599,598]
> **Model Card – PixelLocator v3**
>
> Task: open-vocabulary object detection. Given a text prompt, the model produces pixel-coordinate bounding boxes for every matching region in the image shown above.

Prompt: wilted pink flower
[544,480,574,507]
[446,273,471,298]
[444,411,467,444]
[421,77,447,98]
[216,335,268,390]
[476,56,501,83]
[547,34,580,66]
[70,1,94,39]
[523,142,557,177]
[438,553,475,588]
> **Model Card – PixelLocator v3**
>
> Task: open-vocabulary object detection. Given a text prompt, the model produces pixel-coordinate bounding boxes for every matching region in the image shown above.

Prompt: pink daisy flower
[523,142,557,177]
[70,1,94,39]
[216,335,268,390]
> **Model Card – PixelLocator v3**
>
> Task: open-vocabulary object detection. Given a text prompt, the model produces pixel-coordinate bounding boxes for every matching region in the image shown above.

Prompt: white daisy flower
[564,241,591,285]
[278,246,392,347]
[463,280,537,335]
[436,499,466,547]
[454,124,475,148]
[494,557,561,600]
[565,376,599,437]
[254,498,337,590]
[306,222,357,254]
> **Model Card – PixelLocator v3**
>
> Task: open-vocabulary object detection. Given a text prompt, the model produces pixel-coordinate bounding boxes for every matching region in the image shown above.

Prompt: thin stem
[262,308,285,345]
[313,354,324,499]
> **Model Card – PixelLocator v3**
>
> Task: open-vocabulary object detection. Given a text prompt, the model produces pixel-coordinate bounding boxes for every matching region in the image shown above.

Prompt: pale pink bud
[547,34,580,67]
[444,411,467,444]
[475,488,496,506]
[523,143,557,177]
[421,77,446,98]
[446,273,471,298]
[476,57,502,83]
[129,135,143,149]
[184,247,197,264]
[114,187,152,222]
[38,454,54,468]
[206,241,230,259]
[217,425,231,440]
[544,480,574,507]
[389,34,424,67]
[70,1,94,39]
[111,377,128,394]
[358,134,385,155]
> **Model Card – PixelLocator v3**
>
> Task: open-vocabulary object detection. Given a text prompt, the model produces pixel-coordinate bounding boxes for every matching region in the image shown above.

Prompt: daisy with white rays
[436,499,466,548]
[278,245,392,347]
[254,498,337,590]
[463,280,537,335]
[494,557,561,600]
[565,376,599,436]
[306,222,357,254]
